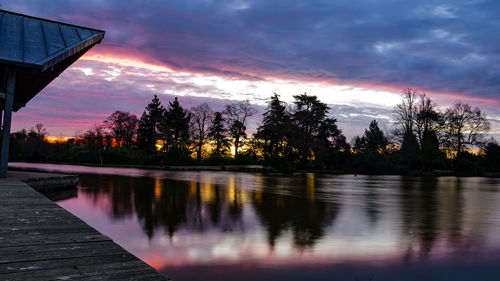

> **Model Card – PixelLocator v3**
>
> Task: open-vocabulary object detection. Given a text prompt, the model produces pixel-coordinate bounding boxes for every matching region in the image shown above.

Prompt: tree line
[9,90,500,175]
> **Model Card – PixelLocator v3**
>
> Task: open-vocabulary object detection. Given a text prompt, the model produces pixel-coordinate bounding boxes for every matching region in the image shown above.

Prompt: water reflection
[71,173,500,259]
[12,162,500,281]
[76,174,337,249]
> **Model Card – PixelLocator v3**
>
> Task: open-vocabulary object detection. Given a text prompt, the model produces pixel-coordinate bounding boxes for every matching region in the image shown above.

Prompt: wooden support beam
[0,70,15,178]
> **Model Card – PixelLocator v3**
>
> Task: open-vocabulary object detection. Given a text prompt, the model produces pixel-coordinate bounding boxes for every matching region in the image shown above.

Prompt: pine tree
[137,95,165,153]
[208,112,229,155]
[364,120,388,153]
[163,97,191,149]
[255,93,291,160]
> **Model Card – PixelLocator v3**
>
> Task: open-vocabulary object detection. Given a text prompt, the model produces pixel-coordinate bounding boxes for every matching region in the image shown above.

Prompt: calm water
[10,163,500,281]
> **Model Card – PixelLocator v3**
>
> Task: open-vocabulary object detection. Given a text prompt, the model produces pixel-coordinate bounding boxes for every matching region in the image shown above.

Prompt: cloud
[3,0,499,101]
[2,0,499,141]
[432,4,458,18]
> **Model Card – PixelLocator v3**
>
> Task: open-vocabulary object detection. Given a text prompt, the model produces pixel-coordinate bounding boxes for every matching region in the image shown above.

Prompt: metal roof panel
[42,21,66,55]
[0,13,23,62]
[23,17,47,63]
[0,9,105,69]
[59,24,80,47]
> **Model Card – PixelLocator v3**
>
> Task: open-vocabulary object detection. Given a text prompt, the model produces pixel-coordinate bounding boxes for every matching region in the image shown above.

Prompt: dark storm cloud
[3,0,499,100]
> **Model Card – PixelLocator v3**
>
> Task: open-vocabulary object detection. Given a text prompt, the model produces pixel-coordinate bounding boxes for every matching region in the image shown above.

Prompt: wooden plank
[84,270,170,281]
[0,222,98,232]
[0,261,162,281]
[0,253,137,273]
[0,178,168,280]
[0,241,129,264]
[1,268,168,281]
[0,230,110,247]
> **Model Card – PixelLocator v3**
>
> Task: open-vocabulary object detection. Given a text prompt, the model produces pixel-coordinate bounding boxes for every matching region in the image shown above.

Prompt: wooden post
[0,70,15,178]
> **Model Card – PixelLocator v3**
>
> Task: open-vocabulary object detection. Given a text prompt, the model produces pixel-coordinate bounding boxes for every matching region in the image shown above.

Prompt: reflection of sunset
[154,178,162,202]
[306,173,315,202]
[50,168,500,278]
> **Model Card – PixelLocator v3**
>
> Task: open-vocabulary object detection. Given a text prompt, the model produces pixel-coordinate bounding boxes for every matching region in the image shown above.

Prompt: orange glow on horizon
[45,136,75,143]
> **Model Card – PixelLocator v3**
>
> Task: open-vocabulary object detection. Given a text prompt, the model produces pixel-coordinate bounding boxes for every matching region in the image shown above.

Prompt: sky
[2,0,500,140]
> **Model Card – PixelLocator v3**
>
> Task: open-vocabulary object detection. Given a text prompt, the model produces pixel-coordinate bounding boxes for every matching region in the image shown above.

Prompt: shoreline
[9,161,500,178]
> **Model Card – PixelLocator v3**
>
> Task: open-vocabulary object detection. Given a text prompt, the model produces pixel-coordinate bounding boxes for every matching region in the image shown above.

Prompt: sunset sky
[3,0,500,140]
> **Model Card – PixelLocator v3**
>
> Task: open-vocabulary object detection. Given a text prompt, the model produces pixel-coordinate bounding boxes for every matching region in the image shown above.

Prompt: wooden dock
[0,173,169,280]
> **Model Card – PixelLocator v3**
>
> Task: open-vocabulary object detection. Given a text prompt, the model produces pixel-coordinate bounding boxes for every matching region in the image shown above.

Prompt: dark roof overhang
[0,9,105,111]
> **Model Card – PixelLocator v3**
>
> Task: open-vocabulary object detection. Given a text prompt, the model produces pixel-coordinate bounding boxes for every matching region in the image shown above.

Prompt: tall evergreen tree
[163,97,191,149]
[208,112,229,155]
[421,130,445,172]
[363,120,388,153]
[137,95,165,153]
[291,93,329,165]
[255,93,291,160]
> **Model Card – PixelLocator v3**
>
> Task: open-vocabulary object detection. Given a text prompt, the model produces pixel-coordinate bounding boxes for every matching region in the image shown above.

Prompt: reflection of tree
[363,179,381,226]
[251,175,339,248]
[157,179,189,237]
[79,173,340,248]
[400,177,468,261]
[133,178,156,238]
[79,175,134,219]
[133,177,190,238]
[446,178,464,245]
[80,174,247,239]
[228,187,243,221]
[206,184,222,224]
[417,178,438,258]
[400,177,439,261]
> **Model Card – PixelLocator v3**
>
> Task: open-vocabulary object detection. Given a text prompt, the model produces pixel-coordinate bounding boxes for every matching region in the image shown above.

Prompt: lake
[10,163,500,281]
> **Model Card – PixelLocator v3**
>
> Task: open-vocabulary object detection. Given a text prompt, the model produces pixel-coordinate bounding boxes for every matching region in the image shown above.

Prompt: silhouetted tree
[190,103,213,161]
[137,95,165,153]
[421,130,446,172]
[483,140,500,172]
[104,111,138,147]
[443,102,489,164]
[415,94,443,171]
[314,117,349,169]
[255,93,291,160]
[224,100,256,156]
[30,123,48,139]
[291,93,329,166]
[356,120,388,153]
[394,89,418,137]
[163,97,191,149]
[415,93,442,144]
[80,125,107,164]
[208,112,229,156]
[394,90,421,169]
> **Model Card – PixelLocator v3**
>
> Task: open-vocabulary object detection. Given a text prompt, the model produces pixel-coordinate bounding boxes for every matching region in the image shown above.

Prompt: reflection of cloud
[50,170,500,271]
